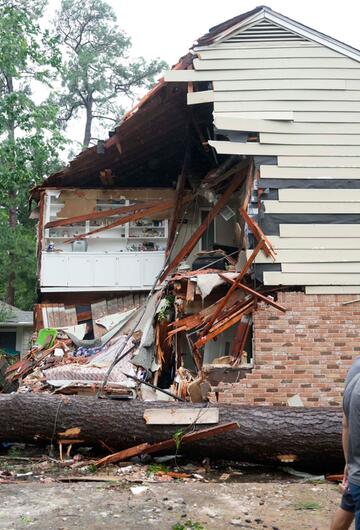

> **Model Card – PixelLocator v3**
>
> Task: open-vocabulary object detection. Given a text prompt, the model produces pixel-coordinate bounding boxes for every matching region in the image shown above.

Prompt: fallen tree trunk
[0,394,343,472]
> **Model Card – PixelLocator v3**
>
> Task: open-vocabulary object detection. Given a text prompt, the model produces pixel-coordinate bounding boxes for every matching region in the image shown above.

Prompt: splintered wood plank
[46,305,55,327]
[143,408,219,425]
[91,300,108,338]
[57,304,67,327]
[67,306,78,326]
[116,296,124,312]
[95,422,239,466]
[107,298,118,315]
[123,294,133,311]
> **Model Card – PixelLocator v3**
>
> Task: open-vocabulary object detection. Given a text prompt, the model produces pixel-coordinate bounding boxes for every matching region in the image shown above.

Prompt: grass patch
[146,463,169,475]
[295,501,321,511]
[172,521,205,530]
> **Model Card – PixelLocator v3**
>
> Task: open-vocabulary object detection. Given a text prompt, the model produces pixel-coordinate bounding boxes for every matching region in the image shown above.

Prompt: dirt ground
[0,473,349,530]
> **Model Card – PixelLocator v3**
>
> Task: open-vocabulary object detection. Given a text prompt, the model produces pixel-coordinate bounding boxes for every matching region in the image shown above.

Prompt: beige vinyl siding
[278,157,360,167]
[268,236,360,249]
[260,166,360,179]
[193,57,359,70]
[305,286,360,294]
[214,101,360,112]
[247,249,360,263]
[260,133,360,145]
[282,263,360,272]
[195,41,321,50]
[213,89,360,101]
[164,68,360,82]
[209,140,360,156]
[263,201,360,214]
[165,28,360,291]
[263,272,360,285]
[278,189,360,201]
[215,117,360,134]
[216,111,360,123]
[279,225,360,237]
[213,79,349,90]
[197,46,344,60]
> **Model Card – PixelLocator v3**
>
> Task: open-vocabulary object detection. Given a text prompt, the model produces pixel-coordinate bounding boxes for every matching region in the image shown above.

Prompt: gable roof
[195,6,360,63]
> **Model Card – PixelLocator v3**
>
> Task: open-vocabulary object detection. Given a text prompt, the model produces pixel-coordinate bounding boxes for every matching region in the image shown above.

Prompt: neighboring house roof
[0,303,33,327]
[34,6,360,192]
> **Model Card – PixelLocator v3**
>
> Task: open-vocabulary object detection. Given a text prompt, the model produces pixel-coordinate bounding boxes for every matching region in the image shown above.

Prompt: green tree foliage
[55,0,167,147]
[0,0,64,309]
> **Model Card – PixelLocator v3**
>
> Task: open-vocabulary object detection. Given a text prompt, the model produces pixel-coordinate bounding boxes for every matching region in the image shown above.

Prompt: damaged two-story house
[28,6,360,407]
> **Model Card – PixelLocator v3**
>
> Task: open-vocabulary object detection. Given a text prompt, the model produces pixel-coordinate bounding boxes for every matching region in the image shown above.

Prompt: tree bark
[5,75,16,306]
[83,98,93,148]
[0,394,343,472]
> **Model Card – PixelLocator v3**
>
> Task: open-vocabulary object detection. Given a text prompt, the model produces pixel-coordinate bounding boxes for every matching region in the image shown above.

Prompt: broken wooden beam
[65,198,191,243]
[159,165,249,282]
[44,199,165,229]
[96,422,239,466]
[218,274,286,313]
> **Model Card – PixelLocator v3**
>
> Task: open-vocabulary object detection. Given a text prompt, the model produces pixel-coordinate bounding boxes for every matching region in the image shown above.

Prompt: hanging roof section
[38,6,360,193]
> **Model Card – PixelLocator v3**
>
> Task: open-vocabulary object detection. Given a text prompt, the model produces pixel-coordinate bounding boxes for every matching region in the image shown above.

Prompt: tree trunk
[83,99,93,148]
[5,75,16,306]
[0,394,343,472]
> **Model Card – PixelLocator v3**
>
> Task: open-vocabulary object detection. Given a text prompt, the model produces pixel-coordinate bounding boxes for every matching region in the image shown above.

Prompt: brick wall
[209,291,360,407]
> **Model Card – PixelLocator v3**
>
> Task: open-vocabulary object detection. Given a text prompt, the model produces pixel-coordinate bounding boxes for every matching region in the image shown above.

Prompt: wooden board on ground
[143,407,220,425]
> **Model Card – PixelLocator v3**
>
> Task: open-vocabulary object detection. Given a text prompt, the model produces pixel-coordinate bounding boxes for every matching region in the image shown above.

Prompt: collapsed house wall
[209,291,360,407]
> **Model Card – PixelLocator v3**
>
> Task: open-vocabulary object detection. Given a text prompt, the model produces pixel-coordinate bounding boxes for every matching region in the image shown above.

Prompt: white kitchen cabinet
[93,255,118,287]
[41,254,68,287]
[142,254,165,286]
[40,251,165,291]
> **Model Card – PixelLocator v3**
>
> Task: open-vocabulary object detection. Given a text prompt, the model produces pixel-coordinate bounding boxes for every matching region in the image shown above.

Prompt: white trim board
[195,41,321,50]
[247,249,360,263]
[305,286,360,294]
[209,141,360,157]
[263,272,360,285]
[278,189,360,202]
[279,224,360,238]
[282,263,360,273]
[263,201,360,214]
[214,117,360,134]
[260,133,360,145]
[267,236,360,249]
[260,166,360,179]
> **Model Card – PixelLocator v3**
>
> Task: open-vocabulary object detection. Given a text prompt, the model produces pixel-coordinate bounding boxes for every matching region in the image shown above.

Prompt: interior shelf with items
[43,191,169,254]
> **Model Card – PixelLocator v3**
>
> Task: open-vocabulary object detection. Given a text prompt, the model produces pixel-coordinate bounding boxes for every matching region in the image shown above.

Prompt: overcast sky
[50,0,360,149]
